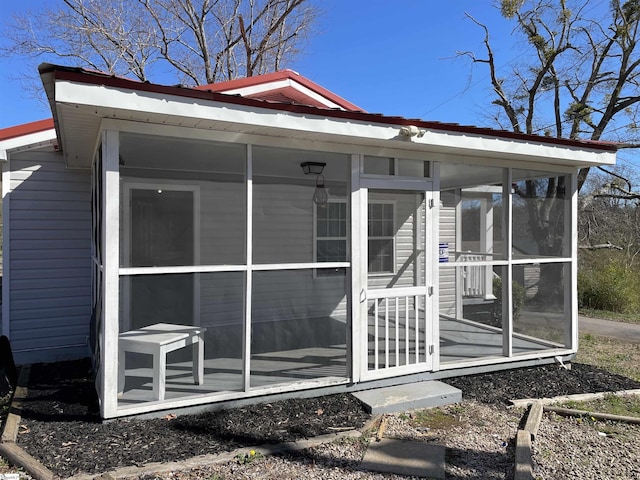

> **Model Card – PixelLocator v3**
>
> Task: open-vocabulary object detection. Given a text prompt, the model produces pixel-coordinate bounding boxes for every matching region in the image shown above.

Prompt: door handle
[360,289,366,303]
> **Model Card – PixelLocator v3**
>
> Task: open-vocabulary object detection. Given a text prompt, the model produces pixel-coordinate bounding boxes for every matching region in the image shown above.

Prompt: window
[363,155,431,177]
[368,203,395,274]
[315,201,347,275]
[314,200,395,275]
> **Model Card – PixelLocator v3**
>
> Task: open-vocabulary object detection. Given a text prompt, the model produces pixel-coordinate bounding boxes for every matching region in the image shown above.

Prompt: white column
[242,144,253,392]
[454,189,462,318]
[431,161,441,371]
[480,195,496,300]
[568,173,578,350]
[2,154,11,337]
[100,130,120,418]
[502,169,513,357]
[350,154,363,382]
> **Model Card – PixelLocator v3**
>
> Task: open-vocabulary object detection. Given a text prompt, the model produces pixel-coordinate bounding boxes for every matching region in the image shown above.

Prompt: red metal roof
[37,64,618,152]
[0,118,54,141]
[195,69,364,112]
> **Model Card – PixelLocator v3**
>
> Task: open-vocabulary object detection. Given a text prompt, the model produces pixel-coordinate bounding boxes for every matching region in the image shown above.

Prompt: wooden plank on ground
[523,402,544,440]
[514,430,534,480]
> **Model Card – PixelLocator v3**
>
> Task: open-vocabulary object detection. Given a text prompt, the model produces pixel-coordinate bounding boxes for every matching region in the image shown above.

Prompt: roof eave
[40,64,618,169]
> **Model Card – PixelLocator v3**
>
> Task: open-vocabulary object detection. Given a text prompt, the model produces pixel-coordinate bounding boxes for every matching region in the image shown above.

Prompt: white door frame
[352,173,437,382]
[121,181,201,331]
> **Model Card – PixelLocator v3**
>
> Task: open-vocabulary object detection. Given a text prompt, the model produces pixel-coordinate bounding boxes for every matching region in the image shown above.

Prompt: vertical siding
[9,150,92,363]
[439,202,457,316]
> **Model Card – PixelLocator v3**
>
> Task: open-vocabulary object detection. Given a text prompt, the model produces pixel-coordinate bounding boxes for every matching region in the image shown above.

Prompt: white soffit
[53,79,616,169]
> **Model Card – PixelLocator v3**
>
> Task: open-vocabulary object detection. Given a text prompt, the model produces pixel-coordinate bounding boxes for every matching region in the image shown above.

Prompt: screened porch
[437,163,575,367]
[110,133,353,409]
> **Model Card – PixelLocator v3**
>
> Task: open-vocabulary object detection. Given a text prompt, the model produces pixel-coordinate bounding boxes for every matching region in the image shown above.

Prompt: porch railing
[460,253,486,298]
[367,287,428,372]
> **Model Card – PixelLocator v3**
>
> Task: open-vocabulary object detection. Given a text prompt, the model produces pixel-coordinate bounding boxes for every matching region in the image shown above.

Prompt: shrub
[578,253,640,313]
[492,276,526,321]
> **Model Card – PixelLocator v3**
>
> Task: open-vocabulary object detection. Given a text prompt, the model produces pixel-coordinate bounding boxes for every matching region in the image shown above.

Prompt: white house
[0,65,617,418]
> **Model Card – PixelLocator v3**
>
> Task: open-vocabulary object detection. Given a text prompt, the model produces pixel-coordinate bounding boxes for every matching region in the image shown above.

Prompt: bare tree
[463,0,640,189]
[3,0,320,86]
[580,166,640,262]
[460,0,640,304]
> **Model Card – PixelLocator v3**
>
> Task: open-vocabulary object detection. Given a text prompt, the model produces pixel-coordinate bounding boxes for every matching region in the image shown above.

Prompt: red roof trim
[40,65,618,153]
[195,69,299,91]
[0,118,55,141]
[195,69,364,112]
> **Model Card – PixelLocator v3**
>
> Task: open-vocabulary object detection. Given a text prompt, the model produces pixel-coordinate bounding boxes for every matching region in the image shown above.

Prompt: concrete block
[353,381,462,414]
[361,438,445,479]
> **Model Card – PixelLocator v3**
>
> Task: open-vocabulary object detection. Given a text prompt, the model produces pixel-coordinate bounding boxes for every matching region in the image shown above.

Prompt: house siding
[119,177,349,329]
[202,182,348,328]
[438,202,457,317]
[8,150,92,364]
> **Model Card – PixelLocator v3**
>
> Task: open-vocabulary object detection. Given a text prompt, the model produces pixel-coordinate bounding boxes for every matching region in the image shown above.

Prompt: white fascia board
[0,129,57,161]
[55,80,615,167]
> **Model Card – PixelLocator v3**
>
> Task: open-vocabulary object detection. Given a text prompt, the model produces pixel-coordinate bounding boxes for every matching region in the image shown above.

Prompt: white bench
[118,323,206,401]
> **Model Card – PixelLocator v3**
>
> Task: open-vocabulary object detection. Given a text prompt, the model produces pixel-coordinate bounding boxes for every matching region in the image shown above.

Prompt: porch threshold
[352,381,462,414]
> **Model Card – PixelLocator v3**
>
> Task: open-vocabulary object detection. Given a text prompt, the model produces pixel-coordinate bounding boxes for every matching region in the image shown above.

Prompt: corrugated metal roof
[194,69,364,112]
[0,118,54,141]
[36,63,618,153]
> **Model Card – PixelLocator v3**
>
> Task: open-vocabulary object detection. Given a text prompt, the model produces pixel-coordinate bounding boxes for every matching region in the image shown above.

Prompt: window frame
[313,199,348,277]
[367,200,396,275]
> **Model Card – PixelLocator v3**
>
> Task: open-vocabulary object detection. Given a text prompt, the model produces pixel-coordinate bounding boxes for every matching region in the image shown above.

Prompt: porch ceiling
[44,72,617,171]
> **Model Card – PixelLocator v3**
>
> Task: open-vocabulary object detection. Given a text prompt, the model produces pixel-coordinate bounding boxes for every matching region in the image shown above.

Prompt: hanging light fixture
[301,161,328,206]
[312,175,329,206]
[300,161,325,175]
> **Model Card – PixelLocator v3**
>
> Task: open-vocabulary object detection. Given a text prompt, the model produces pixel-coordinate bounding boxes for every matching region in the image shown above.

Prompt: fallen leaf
[316,408,324,415]
[163,413,177,421]
[18,424,30,434]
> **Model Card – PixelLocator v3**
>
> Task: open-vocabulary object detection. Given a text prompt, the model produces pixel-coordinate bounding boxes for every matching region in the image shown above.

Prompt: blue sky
[0,1,516,130]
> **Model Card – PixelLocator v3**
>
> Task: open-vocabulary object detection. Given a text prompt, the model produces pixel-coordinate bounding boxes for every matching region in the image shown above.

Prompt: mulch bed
[8,359,640,477]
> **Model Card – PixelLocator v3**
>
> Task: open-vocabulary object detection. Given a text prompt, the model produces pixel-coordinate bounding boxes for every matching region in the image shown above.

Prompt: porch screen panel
[512,171,569,259]
[438,163,575,366]
[252,145,349,265]
[119,132,247,268]
[117,272,245,403]
[116,132,248,407]
[512,262,570,352]
[459,187,505,262]
[250,269,348,388]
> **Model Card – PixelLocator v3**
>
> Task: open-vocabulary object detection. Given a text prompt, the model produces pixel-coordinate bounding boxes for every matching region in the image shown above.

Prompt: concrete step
[353,380,462,414]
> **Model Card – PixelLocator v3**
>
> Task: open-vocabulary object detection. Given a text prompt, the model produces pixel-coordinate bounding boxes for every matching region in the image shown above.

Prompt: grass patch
[561,394,640,418]
[580,308,640,324]
[577,333,640,382]
[410,407,464,430]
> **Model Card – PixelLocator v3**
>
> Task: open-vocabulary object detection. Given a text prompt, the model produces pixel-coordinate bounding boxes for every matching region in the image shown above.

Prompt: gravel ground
[118,401,640,480]
[4,359,640,479]
[531,411,640,479]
